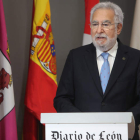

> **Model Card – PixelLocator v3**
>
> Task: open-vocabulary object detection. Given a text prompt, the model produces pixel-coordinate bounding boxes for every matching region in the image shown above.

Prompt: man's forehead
[92,8,115,22]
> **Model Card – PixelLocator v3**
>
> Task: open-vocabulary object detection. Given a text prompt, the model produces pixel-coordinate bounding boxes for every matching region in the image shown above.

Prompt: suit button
[101,102,106,106]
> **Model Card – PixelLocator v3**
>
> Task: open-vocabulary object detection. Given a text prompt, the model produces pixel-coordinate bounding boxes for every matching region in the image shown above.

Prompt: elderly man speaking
[54,2,140,139]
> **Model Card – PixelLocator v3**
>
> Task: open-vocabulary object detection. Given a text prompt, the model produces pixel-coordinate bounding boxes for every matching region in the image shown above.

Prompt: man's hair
[90,2,124,26]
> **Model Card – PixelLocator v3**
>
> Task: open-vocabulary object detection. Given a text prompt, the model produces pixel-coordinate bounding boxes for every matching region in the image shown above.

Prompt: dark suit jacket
[54,39,140,139]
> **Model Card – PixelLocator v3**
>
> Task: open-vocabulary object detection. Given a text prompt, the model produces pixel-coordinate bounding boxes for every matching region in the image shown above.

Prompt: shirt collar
[96,40,118,58]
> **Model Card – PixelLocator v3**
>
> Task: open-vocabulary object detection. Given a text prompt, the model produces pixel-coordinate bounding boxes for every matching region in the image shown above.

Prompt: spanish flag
[83,0,99,45]
[23,0,57,139]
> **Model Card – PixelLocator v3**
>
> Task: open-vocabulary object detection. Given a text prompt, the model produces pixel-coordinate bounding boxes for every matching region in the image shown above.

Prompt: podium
[41,113,135,140]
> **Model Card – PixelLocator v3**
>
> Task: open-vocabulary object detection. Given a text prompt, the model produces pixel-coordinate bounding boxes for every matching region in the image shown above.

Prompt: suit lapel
[84,41,129,98]
[84,44,103,97]
[103,40,129,98]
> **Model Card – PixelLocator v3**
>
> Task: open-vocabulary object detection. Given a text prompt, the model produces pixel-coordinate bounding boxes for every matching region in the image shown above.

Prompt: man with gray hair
[54,2,140,139]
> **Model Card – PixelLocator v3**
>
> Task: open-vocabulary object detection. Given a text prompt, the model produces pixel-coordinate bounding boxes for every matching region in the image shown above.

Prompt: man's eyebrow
[91,20,111,23]
[102,20,111,23]
[91,21,99,23]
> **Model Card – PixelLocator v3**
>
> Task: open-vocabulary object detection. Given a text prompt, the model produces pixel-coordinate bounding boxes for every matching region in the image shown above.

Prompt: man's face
[91,8,122,52]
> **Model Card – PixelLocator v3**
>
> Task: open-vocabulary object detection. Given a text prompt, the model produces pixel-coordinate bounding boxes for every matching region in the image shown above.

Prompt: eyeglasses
[90,22,119,31]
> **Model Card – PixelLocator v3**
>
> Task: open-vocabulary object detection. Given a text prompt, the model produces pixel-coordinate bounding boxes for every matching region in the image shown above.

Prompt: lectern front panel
[45,124,128,140]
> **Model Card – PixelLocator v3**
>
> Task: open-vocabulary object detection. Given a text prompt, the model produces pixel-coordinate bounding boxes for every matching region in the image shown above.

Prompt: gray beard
[92,33,117,52]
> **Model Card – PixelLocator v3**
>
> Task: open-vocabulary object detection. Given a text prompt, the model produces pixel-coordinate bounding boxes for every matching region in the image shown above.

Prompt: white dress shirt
[96,41,118,75]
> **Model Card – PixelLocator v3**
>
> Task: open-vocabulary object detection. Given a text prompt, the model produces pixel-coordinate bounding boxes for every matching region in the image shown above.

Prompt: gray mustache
[95,34,107,38]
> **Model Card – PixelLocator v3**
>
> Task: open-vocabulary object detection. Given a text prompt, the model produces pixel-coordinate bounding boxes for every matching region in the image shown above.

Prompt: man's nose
[96,24,104,33]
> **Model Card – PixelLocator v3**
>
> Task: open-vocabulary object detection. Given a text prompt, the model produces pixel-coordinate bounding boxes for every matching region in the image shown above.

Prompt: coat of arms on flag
[31,14,56,75]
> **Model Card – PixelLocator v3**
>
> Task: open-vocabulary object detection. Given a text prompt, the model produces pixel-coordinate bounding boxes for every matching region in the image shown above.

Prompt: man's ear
[117,23,123,35]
